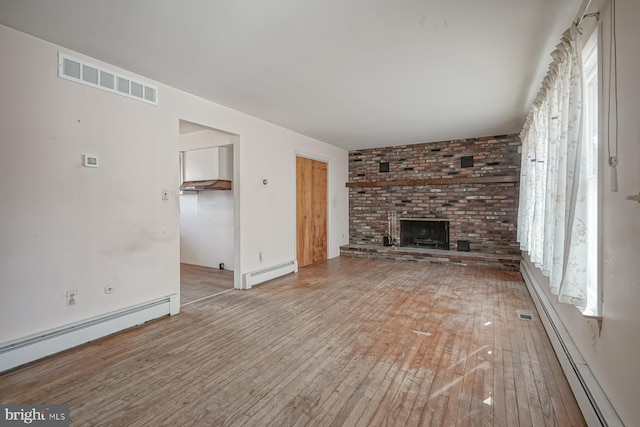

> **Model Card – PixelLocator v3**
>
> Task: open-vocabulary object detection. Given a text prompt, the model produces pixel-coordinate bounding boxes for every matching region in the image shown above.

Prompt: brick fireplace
[341,135,522,270]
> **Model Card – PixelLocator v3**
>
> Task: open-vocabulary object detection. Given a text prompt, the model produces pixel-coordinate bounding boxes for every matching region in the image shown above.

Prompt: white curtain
[518,25,589,309]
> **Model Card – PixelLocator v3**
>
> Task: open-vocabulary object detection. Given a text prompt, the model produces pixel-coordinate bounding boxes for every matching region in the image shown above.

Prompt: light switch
[161,188,169,200]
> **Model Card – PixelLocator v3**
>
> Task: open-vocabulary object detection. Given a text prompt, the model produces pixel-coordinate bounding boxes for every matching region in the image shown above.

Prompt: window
[517,25,600,315]
[583,29,600,316]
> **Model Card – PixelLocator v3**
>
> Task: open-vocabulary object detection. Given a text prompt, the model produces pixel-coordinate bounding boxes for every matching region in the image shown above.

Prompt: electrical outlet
[66,290,78,306]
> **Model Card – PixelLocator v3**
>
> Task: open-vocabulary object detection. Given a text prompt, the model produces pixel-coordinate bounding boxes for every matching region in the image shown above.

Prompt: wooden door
[311,160,327,264]
[296,157,313,267]
[296,157,327,268]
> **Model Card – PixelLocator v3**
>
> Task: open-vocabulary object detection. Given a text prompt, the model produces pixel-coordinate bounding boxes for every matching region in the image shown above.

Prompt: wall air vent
[58,53,158,105]
[82,64,99,85]
[100,70,115,89]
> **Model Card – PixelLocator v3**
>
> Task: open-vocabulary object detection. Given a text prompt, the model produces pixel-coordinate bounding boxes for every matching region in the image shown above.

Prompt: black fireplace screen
[400,220,450,250]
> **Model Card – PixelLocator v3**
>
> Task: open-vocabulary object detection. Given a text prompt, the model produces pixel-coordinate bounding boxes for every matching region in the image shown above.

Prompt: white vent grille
[100,70,114,89]
[131,81,144,98]
[58,53,158,105]
[63,57,81,79]
[144,86,156,102]
[82,64,98,84]
[116,76,129,93]
[516,310,534,320]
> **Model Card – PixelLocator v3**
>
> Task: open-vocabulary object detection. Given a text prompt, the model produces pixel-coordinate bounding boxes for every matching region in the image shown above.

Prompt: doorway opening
[178,120,238,305]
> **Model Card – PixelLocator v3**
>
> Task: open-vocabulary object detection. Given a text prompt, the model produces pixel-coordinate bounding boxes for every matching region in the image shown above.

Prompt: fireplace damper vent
[457,240,470,251]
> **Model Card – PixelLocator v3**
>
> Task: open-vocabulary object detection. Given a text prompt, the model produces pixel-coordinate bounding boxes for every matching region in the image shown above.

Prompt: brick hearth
[340,244,521,271]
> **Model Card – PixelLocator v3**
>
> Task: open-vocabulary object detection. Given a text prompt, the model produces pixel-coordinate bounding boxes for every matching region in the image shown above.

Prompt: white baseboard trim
[243,260,298,288]
[0,294,178,373]
[520,260,622,427]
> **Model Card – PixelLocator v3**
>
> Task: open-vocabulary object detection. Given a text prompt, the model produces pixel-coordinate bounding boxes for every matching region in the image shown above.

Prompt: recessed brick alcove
[340,135,522,270]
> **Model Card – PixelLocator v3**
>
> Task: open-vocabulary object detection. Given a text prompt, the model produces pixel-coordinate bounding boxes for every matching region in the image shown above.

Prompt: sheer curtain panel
[518,25,589,310]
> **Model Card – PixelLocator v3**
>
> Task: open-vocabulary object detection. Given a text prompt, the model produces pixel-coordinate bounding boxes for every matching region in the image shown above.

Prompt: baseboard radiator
[521,261,623,427]
[243,260,298,288]
[0,294,178,373]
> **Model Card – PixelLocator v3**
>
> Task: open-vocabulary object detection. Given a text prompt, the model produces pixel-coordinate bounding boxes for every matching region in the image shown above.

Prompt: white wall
[526,0,640,424]
[0,24,349,345]
[179,129,235,151]
[180,191,234,270]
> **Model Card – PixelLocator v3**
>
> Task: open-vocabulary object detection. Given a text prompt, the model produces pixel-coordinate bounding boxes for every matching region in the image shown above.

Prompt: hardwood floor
[0,258,585,426]
[180,263,234,305]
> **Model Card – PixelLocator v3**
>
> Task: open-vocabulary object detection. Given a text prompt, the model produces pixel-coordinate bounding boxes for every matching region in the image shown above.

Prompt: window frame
[581,24,603,318]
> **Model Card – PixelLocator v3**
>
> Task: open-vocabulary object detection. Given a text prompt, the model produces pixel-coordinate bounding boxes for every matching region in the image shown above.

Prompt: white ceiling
[0,0,581,150]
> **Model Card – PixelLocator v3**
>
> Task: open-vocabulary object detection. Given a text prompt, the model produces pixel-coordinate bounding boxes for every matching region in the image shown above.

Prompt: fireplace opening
[400,219,450,250]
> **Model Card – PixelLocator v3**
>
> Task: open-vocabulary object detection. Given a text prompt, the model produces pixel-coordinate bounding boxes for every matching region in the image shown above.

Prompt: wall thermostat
[83,155,99,168]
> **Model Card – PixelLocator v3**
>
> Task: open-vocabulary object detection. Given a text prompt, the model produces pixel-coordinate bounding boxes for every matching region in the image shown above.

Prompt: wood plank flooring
[0,257,585,426]
[180,263,234,305]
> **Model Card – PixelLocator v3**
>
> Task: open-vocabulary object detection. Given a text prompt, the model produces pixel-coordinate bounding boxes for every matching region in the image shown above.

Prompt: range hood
[180,146,233,192]
[180,179,231,191]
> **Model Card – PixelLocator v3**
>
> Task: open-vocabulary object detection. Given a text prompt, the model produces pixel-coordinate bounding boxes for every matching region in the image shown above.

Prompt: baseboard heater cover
[243,260,298,288]
[0,294,178,373]
[520,260,622,427]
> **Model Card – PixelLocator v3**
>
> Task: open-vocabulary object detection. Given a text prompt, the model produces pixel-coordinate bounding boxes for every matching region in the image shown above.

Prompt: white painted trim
[243,260,298,288]
[595,18,605,318]
[0,294,177,373]
[293,150,331,164]
[520,259,622,427]
[181,288,234,306]
[169,293,180,315]
[233,134,242,290]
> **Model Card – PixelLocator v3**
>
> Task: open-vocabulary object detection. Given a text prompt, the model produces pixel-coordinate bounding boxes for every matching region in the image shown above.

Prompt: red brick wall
[348,135,521,255]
